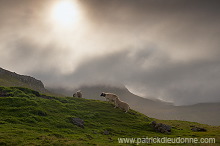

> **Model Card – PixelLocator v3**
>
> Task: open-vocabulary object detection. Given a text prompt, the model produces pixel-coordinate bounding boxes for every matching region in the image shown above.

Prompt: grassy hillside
[51,85,220,126]
[0,73,30,87]
[0,87,219,145]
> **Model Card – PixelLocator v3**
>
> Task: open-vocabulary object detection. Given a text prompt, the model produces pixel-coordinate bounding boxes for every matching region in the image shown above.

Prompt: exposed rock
[0,67,48,94]
[151,121,157,126]
[71,118,84,128]
[151,121,171,134]
[103,130,110,135]
[191,127,207,132]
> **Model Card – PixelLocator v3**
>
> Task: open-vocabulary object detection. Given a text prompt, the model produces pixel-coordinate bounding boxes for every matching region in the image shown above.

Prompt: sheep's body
[73,90,82,98]
[100,92,118,103]
[114,98,130,113]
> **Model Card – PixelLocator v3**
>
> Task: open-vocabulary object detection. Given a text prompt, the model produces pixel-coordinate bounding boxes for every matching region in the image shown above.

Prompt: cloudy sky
[0,0,220,105]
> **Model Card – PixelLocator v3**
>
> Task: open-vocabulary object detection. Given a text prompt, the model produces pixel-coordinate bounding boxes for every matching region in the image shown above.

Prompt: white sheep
[73,90,82,98]
[114,97,130,113]
[100,92,118,103]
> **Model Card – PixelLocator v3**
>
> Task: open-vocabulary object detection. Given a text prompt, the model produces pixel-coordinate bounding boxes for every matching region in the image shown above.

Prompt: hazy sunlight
[51,0,80,27]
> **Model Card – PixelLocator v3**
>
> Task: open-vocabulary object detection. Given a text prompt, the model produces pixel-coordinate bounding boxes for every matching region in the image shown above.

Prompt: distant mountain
[0,67,50,95]
[50,84,220,126]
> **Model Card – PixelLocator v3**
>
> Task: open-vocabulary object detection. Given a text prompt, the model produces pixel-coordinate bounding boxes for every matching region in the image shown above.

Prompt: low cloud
[43,47,220,106]
[0,0,220,105]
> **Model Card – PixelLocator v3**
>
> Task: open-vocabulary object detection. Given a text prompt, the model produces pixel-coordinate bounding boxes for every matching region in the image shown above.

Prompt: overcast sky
[0,0,220,105]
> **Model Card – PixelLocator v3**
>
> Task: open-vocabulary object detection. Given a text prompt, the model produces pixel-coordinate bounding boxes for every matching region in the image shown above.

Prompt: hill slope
[0,67,50,95]
[50,84,220,126]
[0,86,219,145]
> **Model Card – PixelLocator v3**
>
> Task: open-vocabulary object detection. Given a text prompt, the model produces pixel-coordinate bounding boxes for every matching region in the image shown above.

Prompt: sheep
[73,90,82,98]
[114,97,130,113]
[100,92,118,103]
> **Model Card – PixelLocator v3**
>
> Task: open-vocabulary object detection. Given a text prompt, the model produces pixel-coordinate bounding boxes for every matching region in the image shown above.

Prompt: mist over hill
[1,67,219,126]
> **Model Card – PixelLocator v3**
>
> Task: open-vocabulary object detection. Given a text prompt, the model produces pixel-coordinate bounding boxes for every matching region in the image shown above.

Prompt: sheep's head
[100,92,106,97]
[76,91,81,95]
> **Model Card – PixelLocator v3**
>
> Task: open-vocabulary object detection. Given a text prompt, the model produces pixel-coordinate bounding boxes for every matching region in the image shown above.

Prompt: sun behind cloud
[50,0,80,27]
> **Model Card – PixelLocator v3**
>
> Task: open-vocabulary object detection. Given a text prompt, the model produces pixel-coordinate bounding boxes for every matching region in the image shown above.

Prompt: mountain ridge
[0,67,49,94]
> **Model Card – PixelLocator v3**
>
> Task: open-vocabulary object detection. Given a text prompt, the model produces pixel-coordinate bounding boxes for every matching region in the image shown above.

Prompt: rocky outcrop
[71,118,84,128]
[0,67,48,94]
[103,130,110,135]
[191,126,207,132]
[151,121,171,134]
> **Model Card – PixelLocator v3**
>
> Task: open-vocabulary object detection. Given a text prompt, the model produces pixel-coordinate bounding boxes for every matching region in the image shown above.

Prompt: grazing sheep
[100,92,118,103]
[73,90,82,98]
[114,97,130,113]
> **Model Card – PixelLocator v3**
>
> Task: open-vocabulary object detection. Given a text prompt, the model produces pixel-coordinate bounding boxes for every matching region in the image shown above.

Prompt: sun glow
[51,0,80,27]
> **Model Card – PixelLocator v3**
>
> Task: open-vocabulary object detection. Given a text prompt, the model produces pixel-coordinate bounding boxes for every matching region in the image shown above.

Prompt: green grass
[0,86,219,145]
[0,75,33,89]
[0,73,54,96]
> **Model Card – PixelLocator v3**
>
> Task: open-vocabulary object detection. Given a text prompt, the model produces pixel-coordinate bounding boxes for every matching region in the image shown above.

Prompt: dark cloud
[79,0,220,61]
[0,0,220,105]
